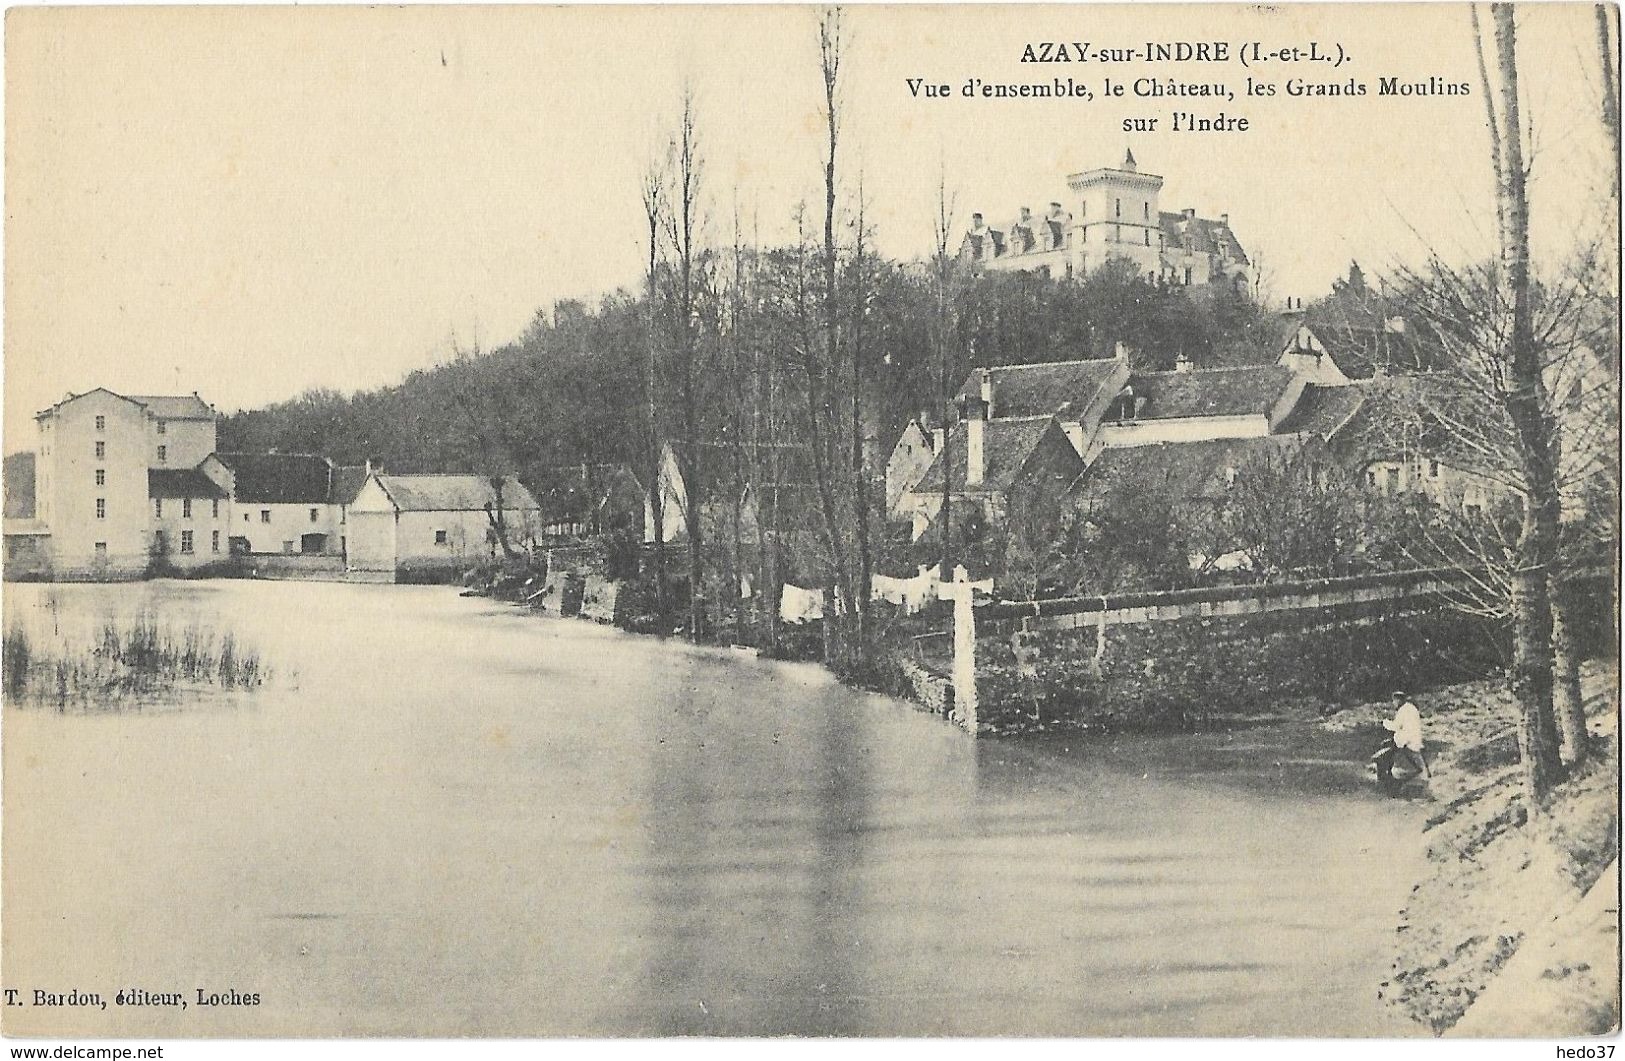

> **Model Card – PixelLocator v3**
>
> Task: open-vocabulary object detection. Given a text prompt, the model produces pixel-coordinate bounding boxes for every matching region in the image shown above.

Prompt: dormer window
[1108,387,1137,422]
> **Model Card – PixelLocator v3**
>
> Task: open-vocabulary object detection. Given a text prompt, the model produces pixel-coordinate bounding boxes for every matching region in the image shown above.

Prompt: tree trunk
[1551,576,1589,765]
[1495,3,1565,803]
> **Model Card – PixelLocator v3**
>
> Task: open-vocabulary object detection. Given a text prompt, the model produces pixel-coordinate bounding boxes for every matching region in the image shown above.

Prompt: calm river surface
[3,580,1425,1037]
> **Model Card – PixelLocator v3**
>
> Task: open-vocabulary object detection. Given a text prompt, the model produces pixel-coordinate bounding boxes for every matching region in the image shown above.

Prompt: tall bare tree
[663,86,708,641]
[640,148,670,613]
[930,161,960,581]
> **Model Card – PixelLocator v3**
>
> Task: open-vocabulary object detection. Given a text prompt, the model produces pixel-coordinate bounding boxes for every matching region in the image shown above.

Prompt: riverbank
[1321,660,1620,1035]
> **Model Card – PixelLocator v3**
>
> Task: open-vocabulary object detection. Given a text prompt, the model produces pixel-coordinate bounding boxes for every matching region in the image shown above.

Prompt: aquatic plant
[5,612,268,707]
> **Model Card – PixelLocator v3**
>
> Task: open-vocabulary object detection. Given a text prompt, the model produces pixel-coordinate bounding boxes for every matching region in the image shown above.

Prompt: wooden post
[939,565,978,733]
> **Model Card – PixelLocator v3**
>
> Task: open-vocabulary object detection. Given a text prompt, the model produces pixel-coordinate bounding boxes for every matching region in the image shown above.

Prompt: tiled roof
[1078,435,1307,504]
[129,394,215,420]
[213,452,334,504]
[148,468,228,499]
[1160,212,1248,266]
[35,389,216,421]
[1302,321,1433,380]
[328,466,372,507]
[914,417,1066,494]
[1274,383,1368,440]
[375,474,540,513]
[956,357,1128,420]
[1124,365,1293,420]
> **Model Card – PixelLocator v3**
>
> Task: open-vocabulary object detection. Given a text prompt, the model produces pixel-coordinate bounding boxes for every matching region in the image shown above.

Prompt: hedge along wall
[960,568,1598,734]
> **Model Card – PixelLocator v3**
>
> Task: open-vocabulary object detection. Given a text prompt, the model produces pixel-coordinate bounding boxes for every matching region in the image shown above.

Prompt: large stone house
[6,388,223,578]
[960,150,1249,291]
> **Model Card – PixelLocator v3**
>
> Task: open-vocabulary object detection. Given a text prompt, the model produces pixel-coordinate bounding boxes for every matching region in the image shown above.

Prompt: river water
[3,580,1425,1037]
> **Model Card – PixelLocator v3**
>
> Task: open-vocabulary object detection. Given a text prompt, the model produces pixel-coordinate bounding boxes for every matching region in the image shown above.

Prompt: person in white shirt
[1373,690,1429,788]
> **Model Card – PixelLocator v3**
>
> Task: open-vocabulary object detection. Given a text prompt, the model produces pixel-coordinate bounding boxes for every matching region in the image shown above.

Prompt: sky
[3,2,1615,447]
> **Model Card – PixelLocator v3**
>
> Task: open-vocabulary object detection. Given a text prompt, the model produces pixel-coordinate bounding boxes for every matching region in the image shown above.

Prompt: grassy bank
[1322,660,1619,1035]
[3,614,268,708]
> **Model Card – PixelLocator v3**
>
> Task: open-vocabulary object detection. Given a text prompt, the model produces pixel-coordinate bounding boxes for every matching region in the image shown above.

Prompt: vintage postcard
[1,1,1618,1046]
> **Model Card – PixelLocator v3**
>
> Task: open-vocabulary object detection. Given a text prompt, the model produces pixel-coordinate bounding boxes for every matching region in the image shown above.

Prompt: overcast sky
[4,3,1614,446]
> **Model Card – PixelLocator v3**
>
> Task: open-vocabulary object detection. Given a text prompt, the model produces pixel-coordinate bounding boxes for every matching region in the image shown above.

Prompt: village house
[345,473,541,580]
[895,399,1085,544]
[1095,362,1305,450]
[961,150,1250,291]
[203,452,344,556]
[6,388,222,578]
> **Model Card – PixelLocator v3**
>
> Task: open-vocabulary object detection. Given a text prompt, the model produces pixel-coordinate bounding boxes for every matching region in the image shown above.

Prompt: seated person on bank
[1373,691,1429,785]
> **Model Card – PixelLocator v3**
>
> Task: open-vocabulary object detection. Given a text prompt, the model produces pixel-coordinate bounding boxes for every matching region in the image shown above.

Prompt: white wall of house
[37,391,151,575]
[148,417,215,471]
[1096,413,1270,449]
[1277,327,1353,386]
[394,510,501,568]
[230,502,341,554]
[151,496,232,569]
[885,421,934,518]
[642,444,686,544]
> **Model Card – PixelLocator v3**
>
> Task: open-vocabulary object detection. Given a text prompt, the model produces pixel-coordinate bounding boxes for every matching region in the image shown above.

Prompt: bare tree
[1492,3,1566,800]
[931,161,960,582]
[640,147,670,613]
[663,85,708,641]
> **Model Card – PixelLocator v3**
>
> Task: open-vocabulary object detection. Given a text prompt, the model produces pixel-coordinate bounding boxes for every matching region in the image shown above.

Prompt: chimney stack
[1114,341,1132,361]
[1183,207,1196,221]
[965,397,986,487]
[1175,353,1195,374]
[970,212,985,229]
[931,425,946,454]
[1219,213,1229,225]
[978,367,994,416]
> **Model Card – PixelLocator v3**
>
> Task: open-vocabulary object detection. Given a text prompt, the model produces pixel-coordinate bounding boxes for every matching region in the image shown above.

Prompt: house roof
[1274,383,1368,440]
[914,417,1067,494]
[149,468,228,499]
[1160,212,1249,266]
[213,452,334,504]
[1123,365,1293,420]
[955,357,1127,420]
[374,474,540,513]
[34,389,214,421]
[328,465,372,507]
[128,394,215,421]
[1078,434,1308,505]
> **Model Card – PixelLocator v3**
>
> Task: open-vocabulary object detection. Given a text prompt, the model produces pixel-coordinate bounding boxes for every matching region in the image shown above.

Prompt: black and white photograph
[1,1,1619,1048]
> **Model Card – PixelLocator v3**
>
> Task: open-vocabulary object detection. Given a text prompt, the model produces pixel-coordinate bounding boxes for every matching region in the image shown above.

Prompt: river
[2,580,1426,1037]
